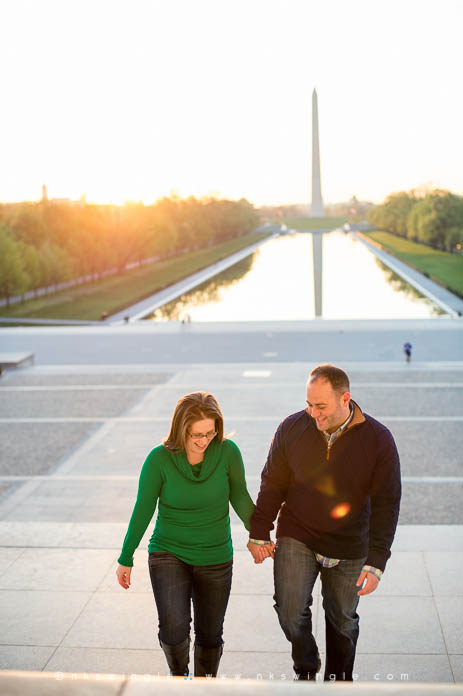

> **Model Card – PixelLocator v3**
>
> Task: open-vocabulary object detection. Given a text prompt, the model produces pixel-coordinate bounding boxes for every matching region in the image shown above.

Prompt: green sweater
[118,438,254,567]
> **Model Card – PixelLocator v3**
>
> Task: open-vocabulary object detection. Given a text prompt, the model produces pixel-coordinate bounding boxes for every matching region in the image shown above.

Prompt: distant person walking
[403,342,412,362]
[116,392,254,678]
[247,364,401,681]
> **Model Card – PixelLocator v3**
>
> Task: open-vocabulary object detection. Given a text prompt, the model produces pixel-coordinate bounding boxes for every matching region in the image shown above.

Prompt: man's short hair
[309,364,350,394]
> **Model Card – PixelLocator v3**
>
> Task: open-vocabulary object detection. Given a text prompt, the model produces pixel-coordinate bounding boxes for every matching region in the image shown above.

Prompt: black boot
[159,637,190,677]
[294,652,321,681]
[194,642,223,678]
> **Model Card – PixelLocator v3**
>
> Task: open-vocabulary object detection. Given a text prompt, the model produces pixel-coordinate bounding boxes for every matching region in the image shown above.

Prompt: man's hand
[356,570,379,596]
[116,564,132,589]
[247,541,275,564]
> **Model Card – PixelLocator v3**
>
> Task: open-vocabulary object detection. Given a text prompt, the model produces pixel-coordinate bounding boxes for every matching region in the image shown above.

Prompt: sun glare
[1,0,462,205]
[330,503,351,520]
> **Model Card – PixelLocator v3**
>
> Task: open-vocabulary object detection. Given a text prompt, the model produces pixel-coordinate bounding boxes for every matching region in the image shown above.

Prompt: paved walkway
[0,317,461,365]
[0,353,462,684]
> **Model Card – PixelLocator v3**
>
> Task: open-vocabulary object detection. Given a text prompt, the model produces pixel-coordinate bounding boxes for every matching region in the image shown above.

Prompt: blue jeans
[273,537,366,681]
[148,551,233,648]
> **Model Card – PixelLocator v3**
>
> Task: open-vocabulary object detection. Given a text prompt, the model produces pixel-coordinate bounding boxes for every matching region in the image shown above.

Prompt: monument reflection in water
[145,233,445,322]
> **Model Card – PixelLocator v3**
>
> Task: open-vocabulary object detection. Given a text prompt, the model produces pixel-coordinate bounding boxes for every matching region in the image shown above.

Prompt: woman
[116,391,254,678]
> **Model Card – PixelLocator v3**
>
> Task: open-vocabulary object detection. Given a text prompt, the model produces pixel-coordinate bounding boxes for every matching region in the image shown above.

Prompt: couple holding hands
[116,364,401,681]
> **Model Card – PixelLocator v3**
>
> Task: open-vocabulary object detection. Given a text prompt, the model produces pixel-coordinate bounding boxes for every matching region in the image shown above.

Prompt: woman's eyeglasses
[188,430,217,440]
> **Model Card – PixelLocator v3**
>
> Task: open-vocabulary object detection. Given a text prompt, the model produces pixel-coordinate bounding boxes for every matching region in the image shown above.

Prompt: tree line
[0,196,259,305]
[367,189,463,252]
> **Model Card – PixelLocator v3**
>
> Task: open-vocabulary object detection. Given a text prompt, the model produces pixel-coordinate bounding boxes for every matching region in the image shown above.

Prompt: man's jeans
[273,537,366,681]
[148,551,233,648]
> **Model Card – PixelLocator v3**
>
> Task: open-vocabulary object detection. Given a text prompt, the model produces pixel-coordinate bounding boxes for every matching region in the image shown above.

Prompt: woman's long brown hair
[163,392,224,452]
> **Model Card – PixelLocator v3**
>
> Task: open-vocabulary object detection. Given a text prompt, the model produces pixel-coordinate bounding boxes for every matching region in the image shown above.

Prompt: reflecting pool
[144,231,446,321]
[322,232,444,318]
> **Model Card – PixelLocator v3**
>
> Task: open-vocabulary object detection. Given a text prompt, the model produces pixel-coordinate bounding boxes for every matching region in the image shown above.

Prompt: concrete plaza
[0,317,462,687]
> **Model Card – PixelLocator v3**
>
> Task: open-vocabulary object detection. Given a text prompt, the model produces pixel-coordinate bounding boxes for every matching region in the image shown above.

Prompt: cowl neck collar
[170,439,222,483]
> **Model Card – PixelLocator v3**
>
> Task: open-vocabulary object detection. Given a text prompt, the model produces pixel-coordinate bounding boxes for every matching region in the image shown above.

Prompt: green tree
[151,197,182,256]
[18,241,42,299]
[5,202,48,246]
[69,204,113,279]
[445,226,462,253]
[407,191,463,250]
[0,225,29,305]
[106,206,143,272]
[0,195,261,297]
[39,241,73,291]
[125,203,158,267]
[179,197,212,249]
[368,191,417,238]
[40,201,78,250]
[143,202,176,258]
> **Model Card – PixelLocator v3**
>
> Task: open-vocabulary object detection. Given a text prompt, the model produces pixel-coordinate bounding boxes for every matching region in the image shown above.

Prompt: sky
[1,0,462,207]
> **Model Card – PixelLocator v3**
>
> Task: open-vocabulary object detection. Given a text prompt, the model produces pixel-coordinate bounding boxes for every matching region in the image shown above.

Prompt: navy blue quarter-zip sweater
[250,401,401,571]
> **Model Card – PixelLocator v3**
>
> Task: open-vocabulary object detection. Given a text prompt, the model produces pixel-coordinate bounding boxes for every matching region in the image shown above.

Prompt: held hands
[116,564,132,589]
[247,540,275,564]
[356,570,379,596]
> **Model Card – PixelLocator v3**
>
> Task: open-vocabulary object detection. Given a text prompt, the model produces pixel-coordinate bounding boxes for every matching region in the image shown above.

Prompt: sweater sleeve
[226,440,255,531]
[250,422,292,540]
[366,428,401,571]
[117,449,163,567]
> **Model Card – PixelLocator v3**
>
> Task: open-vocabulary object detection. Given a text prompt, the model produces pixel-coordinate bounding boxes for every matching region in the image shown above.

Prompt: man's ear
[342,391,351,408]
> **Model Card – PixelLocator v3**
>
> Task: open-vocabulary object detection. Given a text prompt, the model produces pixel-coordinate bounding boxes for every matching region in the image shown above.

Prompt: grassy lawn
[284,216,348,231]
[365,230,463,297]
[1,231,270,321]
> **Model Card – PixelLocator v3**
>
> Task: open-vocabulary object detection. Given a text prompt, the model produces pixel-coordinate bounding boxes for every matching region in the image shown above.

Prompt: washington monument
[310,88,325,217]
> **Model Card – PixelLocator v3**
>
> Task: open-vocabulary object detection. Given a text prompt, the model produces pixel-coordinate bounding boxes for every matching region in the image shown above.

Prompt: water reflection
[312,232,323,317]
[144,232,446,321]
[147,255,255,321]
[322,232,445,318]
[374,259,444,315]
[146,234,314,321]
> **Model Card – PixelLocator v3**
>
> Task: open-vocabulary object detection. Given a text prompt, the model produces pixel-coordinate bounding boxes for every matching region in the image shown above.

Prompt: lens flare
[330,502,351,519]
[315,475,336,497]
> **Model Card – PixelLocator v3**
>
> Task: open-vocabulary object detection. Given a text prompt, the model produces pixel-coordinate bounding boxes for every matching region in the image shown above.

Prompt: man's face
[306,377,351,434]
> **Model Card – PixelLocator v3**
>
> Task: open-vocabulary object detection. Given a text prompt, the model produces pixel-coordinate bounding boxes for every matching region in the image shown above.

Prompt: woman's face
[185,417,216,460]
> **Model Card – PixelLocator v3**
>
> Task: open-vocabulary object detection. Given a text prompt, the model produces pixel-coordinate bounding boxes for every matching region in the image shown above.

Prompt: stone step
[0,352,34,370]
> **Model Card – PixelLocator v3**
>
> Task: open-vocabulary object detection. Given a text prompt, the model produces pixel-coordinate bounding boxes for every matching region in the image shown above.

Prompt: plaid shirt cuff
[363,565,382,580]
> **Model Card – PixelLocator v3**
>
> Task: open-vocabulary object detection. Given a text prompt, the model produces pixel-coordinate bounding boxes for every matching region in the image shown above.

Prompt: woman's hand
[247,541,275,564]
[116,564,132,589]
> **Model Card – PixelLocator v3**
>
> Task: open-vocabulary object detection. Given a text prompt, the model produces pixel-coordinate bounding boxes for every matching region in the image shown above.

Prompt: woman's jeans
[273,537,366,681]
[148,551,233,649]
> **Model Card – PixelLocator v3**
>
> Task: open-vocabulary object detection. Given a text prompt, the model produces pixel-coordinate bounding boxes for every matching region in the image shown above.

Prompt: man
[248,364,401,682]
[403,342,412,363]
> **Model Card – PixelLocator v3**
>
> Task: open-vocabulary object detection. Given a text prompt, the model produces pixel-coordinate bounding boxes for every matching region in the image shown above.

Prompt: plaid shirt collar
[322,402,354,447]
